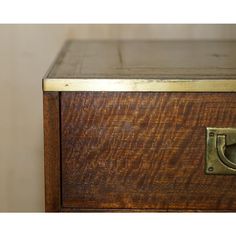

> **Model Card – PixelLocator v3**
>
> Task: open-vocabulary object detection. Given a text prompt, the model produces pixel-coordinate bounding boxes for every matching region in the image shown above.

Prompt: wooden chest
[43,40,236,212]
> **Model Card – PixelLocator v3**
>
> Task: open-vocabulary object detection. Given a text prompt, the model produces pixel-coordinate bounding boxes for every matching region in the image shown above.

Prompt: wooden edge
[43,92,61,212]
[60,207,236,212]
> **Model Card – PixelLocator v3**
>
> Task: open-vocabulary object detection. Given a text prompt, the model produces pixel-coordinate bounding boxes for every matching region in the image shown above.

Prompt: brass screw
[208,167,214,172]
[209,132,215,137]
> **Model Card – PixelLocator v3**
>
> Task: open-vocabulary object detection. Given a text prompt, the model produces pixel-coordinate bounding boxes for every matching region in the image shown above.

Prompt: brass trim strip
[43,79,236,92]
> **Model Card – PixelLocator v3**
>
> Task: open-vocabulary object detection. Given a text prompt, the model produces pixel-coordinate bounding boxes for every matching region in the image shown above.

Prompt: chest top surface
[47,40,236,79]
[43,40,236,92]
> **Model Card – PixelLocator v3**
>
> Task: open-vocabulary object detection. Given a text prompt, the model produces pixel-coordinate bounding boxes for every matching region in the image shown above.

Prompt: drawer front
[61,92,236,211]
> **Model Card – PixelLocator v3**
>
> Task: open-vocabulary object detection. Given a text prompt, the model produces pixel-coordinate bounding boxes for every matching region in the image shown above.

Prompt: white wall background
[1,24,236,212]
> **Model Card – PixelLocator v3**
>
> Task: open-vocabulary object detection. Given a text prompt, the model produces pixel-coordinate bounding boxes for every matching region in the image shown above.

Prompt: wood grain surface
[60,92,236,211]
[43,92,61,212]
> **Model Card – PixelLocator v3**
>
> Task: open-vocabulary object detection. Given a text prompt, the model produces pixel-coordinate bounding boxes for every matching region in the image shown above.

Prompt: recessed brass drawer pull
[206,128,236,174]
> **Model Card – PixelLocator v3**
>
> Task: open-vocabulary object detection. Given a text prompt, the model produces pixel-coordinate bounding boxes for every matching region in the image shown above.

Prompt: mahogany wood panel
[61,92,236,211]
[43,92,61,212]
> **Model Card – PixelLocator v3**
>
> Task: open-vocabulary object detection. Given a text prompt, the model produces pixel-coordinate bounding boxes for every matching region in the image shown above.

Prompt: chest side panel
[61,92,236,211]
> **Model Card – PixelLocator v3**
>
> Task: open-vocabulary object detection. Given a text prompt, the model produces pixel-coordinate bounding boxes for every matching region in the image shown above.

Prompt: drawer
[60,92,236,211]
[43,40,236,212]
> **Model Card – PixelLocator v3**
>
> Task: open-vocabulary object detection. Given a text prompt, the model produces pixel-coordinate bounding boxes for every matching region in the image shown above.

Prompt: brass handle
[217,135,236,169]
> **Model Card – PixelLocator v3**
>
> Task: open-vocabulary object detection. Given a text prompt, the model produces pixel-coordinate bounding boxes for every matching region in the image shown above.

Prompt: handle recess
[217,135,236,169]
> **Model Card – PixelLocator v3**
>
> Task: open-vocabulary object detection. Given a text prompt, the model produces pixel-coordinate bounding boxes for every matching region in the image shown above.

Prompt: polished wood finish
[61,92,236,211]
[43,92,61,212]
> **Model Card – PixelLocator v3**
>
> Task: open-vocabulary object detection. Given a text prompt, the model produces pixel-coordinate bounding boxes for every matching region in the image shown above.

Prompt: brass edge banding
[43,79,236,92]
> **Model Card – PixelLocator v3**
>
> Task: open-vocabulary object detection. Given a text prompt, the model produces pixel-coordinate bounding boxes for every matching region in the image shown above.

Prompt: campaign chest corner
[43,40,236,212]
